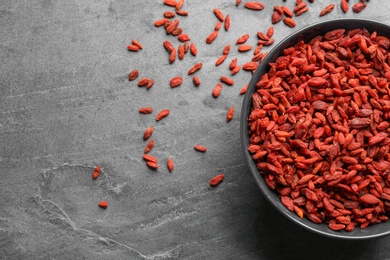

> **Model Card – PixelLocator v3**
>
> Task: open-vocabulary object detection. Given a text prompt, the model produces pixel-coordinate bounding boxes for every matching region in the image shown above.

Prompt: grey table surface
[2,0,390,259]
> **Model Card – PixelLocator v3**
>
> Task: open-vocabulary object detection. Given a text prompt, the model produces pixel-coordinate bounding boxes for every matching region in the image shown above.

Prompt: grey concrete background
[1,0,390,259]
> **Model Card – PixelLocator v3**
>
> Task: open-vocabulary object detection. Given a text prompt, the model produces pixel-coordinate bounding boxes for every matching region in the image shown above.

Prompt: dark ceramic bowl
[240,18,390,239]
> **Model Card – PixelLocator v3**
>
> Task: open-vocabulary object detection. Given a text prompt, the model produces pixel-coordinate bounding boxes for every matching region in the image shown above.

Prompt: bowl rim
[240,18,390,239]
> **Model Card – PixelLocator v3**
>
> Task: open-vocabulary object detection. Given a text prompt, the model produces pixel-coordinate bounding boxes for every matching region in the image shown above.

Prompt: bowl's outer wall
[241,18,390,239]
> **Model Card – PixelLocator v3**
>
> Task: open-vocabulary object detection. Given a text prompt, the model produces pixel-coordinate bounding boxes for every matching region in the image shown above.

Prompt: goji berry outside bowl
[240,18,390,239]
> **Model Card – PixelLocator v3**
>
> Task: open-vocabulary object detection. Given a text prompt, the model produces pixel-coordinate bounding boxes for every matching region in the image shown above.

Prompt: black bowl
[240,18,390,239]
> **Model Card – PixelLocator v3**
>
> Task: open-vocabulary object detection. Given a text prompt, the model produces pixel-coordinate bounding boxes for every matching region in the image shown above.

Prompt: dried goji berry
[341,0,349,13]
[154,18,168,27]
[188,62,203,75]
[194,145,207,152]
[127,44,140,52]
[238,45,252,52]
[215,55,227,66]
[244,2,265,10]
[167,158,174,172]
[190,43,197,56]
[319,4,335,17]
[210,174,224,187]
[144,140,154,153]
[283,17,296,28]
[128,70,139,81]
[352,2,367,13]
[224,14,230,31]
[220,76,234,86]
[206,31,218,44]
[164,0,177,7]
[139,107,153,114]
[193,76,201,87]
[178,33,191,42]
[226,106,234,122]
[164,11,176,18]
[99,201,108,209]
[132,39,143,49]
[143,154,158,163]
[156,109,170,121]
[239,84,248,95]
[212,83,222,98]
[213,8,224,22]
[143,126,154,141]
[92,166,101,180]
[170,76,183,88]
[236,34,250,44]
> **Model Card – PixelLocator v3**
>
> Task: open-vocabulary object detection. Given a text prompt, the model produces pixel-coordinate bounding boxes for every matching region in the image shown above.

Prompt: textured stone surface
[1,0,390,259]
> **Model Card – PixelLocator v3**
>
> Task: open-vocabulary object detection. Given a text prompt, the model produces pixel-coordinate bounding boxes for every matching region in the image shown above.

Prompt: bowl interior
[240,18,390,239]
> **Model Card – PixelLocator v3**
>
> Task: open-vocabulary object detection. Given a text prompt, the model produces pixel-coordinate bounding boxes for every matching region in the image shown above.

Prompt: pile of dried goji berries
[122,0,383,231]
[248,27,390,231]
